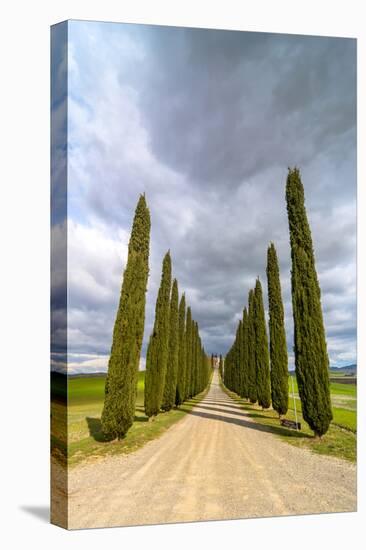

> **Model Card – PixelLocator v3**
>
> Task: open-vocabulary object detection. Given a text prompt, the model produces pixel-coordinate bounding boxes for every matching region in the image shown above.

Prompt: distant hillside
[329,364,357,374]
[68,372,107,379]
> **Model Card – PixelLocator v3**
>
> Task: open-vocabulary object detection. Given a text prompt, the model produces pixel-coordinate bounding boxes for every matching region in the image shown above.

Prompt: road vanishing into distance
[68,370,356,529]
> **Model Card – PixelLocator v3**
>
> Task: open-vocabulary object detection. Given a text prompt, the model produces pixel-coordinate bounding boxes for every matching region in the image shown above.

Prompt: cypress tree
[224,351,229,387]
[219,354,223,380]
[189,320,195,397]
[175,293,186,406]
[193,320,198,395]
[235,321,243,395]
[101,195,150,439]
[200,346,206,392]
[254,278,271,409]
[241,307,249,399]
[237,320,243,395]
[144,251,172,417]
[286,167,332,436]
[266,243,289,417]
[247,289,257,403]
[225,345,231,386]
[191,319,197,397]
[162,278,179,411]
[197,325,202,394]
[185,307,192,399]
[224,351,229,388]
[196,323,201,394]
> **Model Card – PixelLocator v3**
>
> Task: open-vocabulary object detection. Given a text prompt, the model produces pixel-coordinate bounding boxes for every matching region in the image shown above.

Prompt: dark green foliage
[162,279,179,411]
[254,278,271,409]
[175,294,186,406]
[286,167,332,436]
[219,354,223,380]
[200,347,206,391]
[224,283,270,407]
[195,323,203,395]
[185,307,192,399]
[175,309,209,399]
[194,322,201,396]
[144,251,172,417]
[247,289,257,403]
[235,321,243,395]
[190,319,197,397]
[189,319,195,398]
[197,344,209,394]
[192,322,197,396]
[224,319,242,395]
[241,308,249,399]
[267,243,289,416]
[101,195,151,439]
[223,350,230,388]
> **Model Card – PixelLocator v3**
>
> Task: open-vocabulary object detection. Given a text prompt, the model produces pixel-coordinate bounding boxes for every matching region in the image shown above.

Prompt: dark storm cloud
[130,28,356,189]
[64,22,356,371]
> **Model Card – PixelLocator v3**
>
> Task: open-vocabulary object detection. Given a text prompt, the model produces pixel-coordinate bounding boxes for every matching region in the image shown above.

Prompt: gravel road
[68,370,356,529]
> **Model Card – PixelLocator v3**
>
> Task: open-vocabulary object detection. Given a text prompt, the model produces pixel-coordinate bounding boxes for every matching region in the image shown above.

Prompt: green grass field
[288,374,357,427]
[51,372,209,467]
[51,370,356,467]
[221,374,356,462]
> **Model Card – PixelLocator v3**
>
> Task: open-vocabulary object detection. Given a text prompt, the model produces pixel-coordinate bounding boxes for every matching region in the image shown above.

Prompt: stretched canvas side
[50,20,68,530]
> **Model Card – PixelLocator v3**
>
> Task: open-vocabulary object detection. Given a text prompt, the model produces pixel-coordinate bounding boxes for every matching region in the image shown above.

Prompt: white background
[0,1,365,548]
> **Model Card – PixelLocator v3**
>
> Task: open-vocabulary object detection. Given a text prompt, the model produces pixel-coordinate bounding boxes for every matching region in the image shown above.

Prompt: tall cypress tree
[162,278,179,411]
[266,243,289,417]
[247,289,257,403]
[185,307,192,399]
[254,278,271,409]
[144,251,172,418]
[286,167,332,436]
[241,307,249,399]
[175,293,186,406]
[101,195,150,439]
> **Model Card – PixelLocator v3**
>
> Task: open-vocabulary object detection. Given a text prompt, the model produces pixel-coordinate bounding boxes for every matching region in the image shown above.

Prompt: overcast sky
[51,20,356,374]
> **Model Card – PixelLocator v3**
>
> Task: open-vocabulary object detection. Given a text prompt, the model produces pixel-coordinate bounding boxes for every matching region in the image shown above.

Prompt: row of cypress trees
[101,194,211,440]
[223,168,332,437]
[144,251,211,418]
[223,277,273,411]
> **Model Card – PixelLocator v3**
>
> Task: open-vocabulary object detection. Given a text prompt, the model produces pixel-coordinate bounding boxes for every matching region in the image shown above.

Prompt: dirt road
[68,370,356,529]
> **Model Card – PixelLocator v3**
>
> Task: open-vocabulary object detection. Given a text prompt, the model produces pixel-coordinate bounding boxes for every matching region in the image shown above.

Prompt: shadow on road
[180,405,310,440]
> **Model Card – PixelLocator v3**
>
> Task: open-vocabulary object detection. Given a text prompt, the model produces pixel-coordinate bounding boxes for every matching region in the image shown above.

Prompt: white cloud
[55,354,146,374]
[68,220,128,308]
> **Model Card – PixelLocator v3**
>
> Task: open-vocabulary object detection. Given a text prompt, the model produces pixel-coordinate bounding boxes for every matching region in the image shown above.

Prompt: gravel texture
[68,370,356,529]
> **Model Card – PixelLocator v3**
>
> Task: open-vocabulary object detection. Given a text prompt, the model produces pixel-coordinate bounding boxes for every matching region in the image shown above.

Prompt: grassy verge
[220,377,356,463]
[63,372,211,467]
